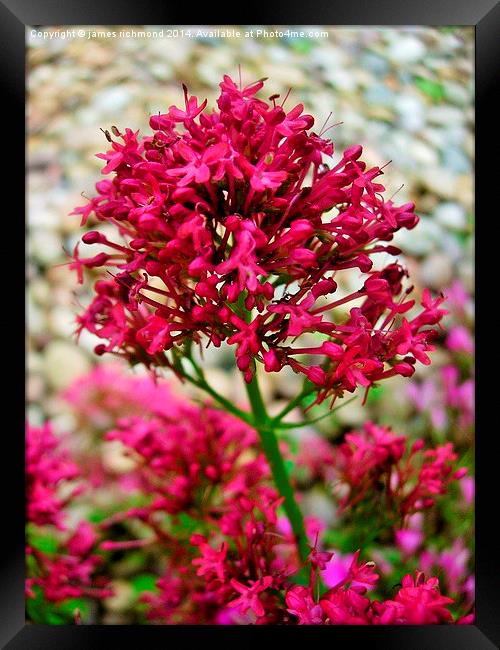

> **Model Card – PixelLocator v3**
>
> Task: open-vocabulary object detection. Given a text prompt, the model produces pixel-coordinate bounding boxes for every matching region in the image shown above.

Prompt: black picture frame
[5,0,498,647]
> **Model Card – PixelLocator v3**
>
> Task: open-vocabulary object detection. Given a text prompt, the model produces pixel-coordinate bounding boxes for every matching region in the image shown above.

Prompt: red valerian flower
[285,565,456,625]
[228,576,274,618]
[26,422,80,529]
[26,424,112,606]
[27,549,111,604]
[71,74,445,404]
[372,571,455,624]
[192,541,229,583]
[332,422,466,519]
[285,585,324,625]
[29,364,471,625]
[105,398,261,515]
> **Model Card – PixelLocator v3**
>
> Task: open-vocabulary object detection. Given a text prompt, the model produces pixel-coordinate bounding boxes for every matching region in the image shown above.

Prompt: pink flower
[373,572,454,624]
[216,227,266,293]
[445,280,472,316]
[406,362,474,432]
[320,589,371,625]
[26,422,80,529]
[26,422,112,608]
[67,521,97,556]
[446,325,473,355]
[395,529,424,556]
[192,541,229,583]
[346,550,379,592]
[308,547,334,571]
[70,74,443,402]
[420,539,471,596]
[460,476,475,506]
[167,83,208,123]
[285,585,324,624]
[333,422,466,518]
[321,553,353,589]
[228,576,274,618]
[335,422,406,491]
[400,443,466,515]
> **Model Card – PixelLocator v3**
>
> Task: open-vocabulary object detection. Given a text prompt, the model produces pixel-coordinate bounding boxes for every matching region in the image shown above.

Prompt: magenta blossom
[26,422,80,529]
[332,422,466,518]
[71,74,444,404]
[228,576,274,618]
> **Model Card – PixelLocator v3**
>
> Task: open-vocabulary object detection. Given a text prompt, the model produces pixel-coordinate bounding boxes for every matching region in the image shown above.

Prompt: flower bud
[305,366,326,385]
[82,231,107,245]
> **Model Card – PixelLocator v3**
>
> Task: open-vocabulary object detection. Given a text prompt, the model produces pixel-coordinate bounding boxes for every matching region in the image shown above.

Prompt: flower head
[372,571,454,624]
[71,74,443,404]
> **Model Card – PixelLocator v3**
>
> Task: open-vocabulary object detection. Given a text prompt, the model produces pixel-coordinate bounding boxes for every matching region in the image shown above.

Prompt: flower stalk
[244,372,310,562]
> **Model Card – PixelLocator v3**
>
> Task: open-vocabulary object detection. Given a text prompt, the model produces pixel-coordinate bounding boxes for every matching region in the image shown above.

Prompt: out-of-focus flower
[332,422,466,519]
[228,576,274,618]
[26,424,111,607]
[420,539,472,597]
[460,476,475,506]
[26,422,80,530]
[395,528,424,556]
[447,325,473,355]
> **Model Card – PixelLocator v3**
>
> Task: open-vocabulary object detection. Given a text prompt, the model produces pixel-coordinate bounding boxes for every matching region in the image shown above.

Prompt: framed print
[2,0,498,647]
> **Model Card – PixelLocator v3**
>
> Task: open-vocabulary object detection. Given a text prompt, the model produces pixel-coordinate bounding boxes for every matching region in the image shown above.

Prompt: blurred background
[27,25,474,437]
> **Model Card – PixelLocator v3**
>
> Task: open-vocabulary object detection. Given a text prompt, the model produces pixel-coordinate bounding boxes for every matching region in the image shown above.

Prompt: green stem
[275,396,357,429]
[244,373,310,562]
[174,348,311,564]
[180,365,253,425]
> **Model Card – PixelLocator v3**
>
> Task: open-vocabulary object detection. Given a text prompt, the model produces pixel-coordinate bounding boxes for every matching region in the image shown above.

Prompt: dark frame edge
[0,3,25,647]
[0,0,28,647]
[475,2,500,648]
[2,623,500,650]
[1,0,500,26]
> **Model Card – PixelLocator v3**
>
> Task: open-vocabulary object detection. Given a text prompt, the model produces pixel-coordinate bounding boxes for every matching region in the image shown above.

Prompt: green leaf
[88,508,108,524]
[29,533,58,554]
[58,598,90,621]
[302,392,317,408]
[382,547,402,566]
[26,586,45,623]
[45,611,66,625]
[322,528,354,552]
[414,76,445,102]
[131,573,158,596]
[26,586,86,625]
[289,567,310,586]
[172,512,200,537]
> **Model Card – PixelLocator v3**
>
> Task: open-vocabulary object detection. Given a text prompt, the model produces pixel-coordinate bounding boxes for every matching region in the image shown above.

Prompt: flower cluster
[285,563,457,625]
[333,422,467,518]
[142,496,296,625]
[95,383,309,624]
[71,75,445,404]
[27,364,473,624]
[420,538,474,605]
[63,363,177,428]
[26,422,80,529]
[26,423,111,609]
[104,395,267,517]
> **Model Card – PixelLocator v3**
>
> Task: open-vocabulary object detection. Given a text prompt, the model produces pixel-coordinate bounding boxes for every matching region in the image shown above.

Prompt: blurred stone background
[27,26,474,430]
